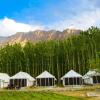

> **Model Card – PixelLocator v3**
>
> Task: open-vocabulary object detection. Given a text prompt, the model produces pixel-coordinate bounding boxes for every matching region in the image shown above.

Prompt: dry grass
[53,85,100,100]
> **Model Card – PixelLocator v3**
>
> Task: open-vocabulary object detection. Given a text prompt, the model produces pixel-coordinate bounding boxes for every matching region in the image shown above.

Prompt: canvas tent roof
[61,70,82,80]
[36,71,56,79]
[0,73,10,82]
[83,75,90,79]
[83,70,100,79]
[10,71,35,81]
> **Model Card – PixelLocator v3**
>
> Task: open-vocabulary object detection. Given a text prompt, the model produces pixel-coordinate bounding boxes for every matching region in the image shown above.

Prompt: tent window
[37,78,54,86]
[64,77,82,85]
[10,79,27,87]
[93,76,97,83]
[93,76,100,83]
[98,76,100,83]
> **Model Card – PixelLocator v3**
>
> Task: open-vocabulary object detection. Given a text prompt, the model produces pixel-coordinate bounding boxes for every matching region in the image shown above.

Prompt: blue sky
[0,0,100,36]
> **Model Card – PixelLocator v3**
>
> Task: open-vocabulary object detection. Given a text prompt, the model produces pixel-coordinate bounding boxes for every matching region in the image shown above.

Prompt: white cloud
[0,17,44,36]
[50,8,100,31]
[48,0,100,31]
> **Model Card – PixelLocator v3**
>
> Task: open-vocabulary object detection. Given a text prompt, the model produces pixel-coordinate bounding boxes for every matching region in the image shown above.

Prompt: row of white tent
[0,70,100,88]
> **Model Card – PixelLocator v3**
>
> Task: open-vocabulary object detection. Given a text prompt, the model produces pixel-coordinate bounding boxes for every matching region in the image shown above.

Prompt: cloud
[0,17,44,36]
[87,0,100,7]
[50,6,100,30]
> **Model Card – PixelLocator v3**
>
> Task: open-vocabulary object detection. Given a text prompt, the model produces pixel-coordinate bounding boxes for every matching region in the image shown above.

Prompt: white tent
[61,70,83,86]
[83,70,100,84]
[36,71,56,86]
[0,73,10,88]
[10,71,35,87]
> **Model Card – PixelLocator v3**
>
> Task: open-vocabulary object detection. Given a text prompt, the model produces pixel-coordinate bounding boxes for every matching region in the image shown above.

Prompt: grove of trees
[0,27,100,82]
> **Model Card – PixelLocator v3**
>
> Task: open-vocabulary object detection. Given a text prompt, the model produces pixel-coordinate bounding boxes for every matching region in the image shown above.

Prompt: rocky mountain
[0,29,81,46]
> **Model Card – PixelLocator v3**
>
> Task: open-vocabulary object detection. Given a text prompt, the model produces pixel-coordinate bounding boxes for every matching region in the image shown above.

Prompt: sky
[0,0,100,36]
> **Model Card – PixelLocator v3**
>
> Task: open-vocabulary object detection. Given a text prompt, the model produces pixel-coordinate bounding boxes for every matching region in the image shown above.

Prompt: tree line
[0,27,100,81]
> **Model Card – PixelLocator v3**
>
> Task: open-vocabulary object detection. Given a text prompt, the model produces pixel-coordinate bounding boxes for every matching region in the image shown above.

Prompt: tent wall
[10,79,27,87]
[0,79,9,88]
[0,80,4,88]
[4,82,9,88]
[63,77,83,86]
[83,76,100,84]
[83,78,93,85]
[37,78,55,86]
[27,80,34,86]
[93,76,100,84]
[97,76,100,83]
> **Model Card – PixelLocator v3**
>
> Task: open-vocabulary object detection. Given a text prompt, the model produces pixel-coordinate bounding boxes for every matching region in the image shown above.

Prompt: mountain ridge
[0,29,81,46]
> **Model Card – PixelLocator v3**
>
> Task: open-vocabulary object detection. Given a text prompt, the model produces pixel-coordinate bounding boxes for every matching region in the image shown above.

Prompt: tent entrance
[10,79,27,87]
[65,77,82,85]
[37,78,54,86]
[93,76,100,84]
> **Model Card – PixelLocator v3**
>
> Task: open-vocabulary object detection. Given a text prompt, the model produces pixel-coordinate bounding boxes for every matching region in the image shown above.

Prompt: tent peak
[61,70,82,80]
[84,70,100,77]
[10,71,35,81]
[36,70,56,79]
